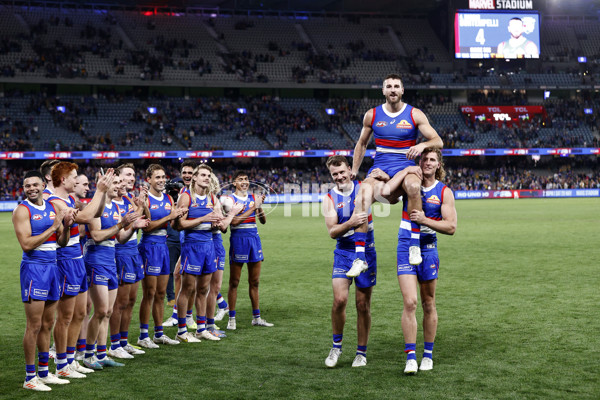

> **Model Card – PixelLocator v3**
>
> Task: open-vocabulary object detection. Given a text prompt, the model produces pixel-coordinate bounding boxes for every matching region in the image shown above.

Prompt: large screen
[455,11,540,59]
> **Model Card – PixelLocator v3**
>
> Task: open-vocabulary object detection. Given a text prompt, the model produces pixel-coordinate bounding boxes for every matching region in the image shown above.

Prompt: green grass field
[0,199,599,399]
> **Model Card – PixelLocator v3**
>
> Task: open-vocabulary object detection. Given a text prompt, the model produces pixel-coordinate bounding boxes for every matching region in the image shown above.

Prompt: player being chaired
[348,73,443,277]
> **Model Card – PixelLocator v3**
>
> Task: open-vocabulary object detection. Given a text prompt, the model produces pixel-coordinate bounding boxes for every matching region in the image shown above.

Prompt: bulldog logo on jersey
[32,214,43,221]
[375,121,387,127]
[426,195,441,205]
[396,120,413,129]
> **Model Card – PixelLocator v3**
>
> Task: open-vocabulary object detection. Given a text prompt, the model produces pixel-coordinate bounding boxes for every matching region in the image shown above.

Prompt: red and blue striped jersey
[182,192,215,243]
[141,192,173,244]
[84,201,120,265]
[18,199,58,263]
[48,194,82,260]
[326,181,374,251]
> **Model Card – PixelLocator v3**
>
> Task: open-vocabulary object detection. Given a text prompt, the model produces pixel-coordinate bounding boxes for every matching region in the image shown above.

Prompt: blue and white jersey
[114,194,138,256]
[326,180,374,251]
[18,199,58,263]
[182,192,215,243]
[371,103,419,166]
[399,180,447,248]
[225,193,259,237]
[84,201,120,265]
[140,192,173,244]
[47,194,82,260]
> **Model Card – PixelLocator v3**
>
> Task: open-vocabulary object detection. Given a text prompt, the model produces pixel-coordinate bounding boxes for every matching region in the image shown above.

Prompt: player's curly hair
[145,164,164,179]
[422,148,446,181]
[209,172,221,195]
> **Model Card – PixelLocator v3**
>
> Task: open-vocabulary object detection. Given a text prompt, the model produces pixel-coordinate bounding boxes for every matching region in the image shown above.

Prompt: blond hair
[189,164,213,204]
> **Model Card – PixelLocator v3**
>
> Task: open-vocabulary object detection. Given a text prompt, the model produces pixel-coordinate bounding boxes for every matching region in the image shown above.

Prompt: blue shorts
[332,247,377,288]
[214,241,226,271]
[181,242,217,275]
[369,157,415,179]
[116,254,144,284]
[20,261,61,302]
[229,234,263,264]
[139,242,170,276]
[57,257,88,296]
[397,244,439,282]
[86,263,119,290]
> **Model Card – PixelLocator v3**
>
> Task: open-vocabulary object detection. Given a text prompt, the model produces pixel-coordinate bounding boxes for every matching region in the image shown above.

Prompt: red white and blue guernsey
[327,181,377,288]
[115,194,144,284]
[84,201,120,290]
[226,193,263,264]
[397,180,447,280]
[369,103,419,177]
[47,194,88,296]
[139,192,173,276]
[18,199,61,302]
[180,192,217,275]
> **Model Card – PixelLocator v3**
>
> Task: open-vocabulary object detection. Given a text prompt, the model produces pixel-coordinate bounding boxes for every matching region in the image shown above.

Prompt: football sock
[207,318,215,328]
[253,309,261,320]
[76,338,86,353]
[66,346,76,365]
[110,333,121,350]
[356,345,367,357]
[171,305,177,320]
[139,323,149,340]
[84,344,95,359]
[96,345,107,361]
[186,309,193,319]
[196,316,207,333]
[217,293,228,309]
[154,325,164,339]
[178,318,187,335]
[229,310,236,319]
[38,352,49,378]
[56,352,67,371]
[410,222,420,248]
[354,232,366,261]
[333,334,343,350]
[26,364,36,382]
[120,331,129,348]
[424,341,434,359]
[405,343,417,361]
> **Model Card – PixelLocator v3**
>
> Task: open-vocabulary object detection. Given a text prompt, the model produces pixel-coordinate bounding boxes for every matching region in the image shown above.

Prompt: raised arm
[351,109,375,179]
[74,169,114,223]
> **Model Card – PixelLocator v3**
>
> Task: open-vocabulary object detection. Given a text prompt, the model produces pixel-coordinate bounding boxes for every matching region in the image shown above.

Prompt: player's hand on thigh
[367,168,390,182]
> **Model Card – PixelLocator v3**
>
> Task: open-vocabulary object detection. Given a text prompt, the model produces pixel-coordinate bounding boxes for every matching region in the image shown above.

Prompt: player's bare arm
[322,195,368,239]
[13,206,66,252]
[351,109,374,178]
[409,187,457,235]
[406,108,443,160]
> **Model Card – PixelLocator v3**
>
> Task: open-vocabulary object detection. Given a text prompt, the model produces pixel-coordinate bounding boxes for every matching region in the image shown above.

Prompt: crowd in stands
[2,159,599,201]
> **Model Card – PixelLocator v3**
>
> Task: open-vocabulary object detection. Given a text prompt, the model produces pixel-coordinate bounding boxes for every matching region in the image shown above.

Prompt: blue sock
[154,325,163,339]
[178,318,187,335]
[196,316,206,333]
[38,352,49,378]
[171,305,178,319]
[110,333,121,350]
[66,346,76,365]
[97,345,107,360]
[207,318,215,327]
[424,341,434,359]
[120,331,129,348]
[229,310,236,318]
[253,309,261,320]
[25,364,36,382]
[333,334,343,349]
[77,338,86,353]
[356,345,367,357]
[217,293,228,309]
[405,343,417,361]
[354,232,366,261]
[410,221,420,248]
[56,352,67,371]
[186,309,193,319]
[85,344,95,359]
[139,323,149,340]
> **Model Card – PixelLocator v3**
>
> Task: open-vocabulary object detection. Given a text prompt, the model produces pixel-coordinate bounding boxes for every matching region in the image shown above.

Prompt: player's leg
[175,271,196,341]
[248,261,272,326]
[419,278,437,371]
[186,288,197,330]
[38,300,66,385]
[75,293,92,360]
[152,274,177,344]
[353,286,373,368]
[67,291,94,372]
[227,261,243,330]
[98,288,124,367]
[120,280,143,354]
[166,242,180,306]
[402,173,423,265]
[53,295,76,375]
[326,278,350,367]
[23,299,46,388]
[108,283,133,359]
[164,256,182,327]
[207,269,226,337]
[138,275,158,348]
[352,177,379,266]
[195,273,219,340]
[398,274,419,375]
[84,282,108,369]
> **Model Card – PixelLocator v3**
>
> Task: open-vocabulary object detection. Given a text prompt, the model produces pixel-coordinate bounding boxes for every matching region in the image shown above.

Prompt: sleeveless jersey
[400,180,447,247]
[182,192,215,243]
[84,201,120,265]
[326,181,374,251]
[371,103,419,162]
[18,199,58,263]
[115,194,138,255]
[48,194,82,260]
[141,192,173,244]
[228,193,258,236]
[43,187,54,197]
